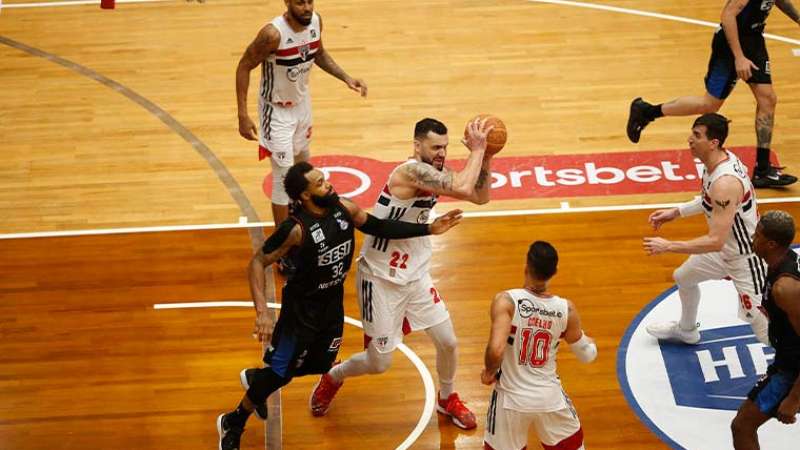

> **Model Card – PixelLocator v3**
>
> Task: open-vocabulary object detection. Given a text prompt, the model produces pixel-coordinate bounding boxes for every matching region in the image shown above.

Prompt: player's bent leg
[731,399,770,450]
[647,254,724,344]
[310,343,393,416]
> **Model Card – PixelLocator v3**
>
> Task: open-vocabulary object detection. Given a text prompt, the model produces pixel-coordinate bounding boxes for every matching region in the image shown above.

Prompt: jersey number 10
[518,328,552,367]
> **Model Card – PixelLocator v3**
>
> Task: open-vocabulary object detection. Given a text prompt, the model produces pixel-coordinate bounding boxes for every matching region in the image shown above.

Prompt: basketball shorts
[747,366,800,416]
[258,95,312,205]
[705,28,771,100]
[484,389,585,450]
[263,319,342,379]
[356,260,450,354]
[675,252,767,326]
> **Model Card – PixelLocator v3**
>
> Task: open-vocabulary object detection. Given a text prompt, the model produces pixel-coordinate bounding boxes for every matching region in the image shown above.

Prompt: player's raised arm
[397,118,493,203]
[248,220,302,342]
[481,292,515,385]
[339,198,462,237]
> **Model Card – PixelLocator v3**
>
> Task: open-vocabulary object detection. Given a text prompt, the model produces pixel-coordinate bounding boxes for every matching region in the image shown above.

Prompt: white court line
[154,301,435,450]
[1,0,171,8]
[5,196,800,240]
[530,0,800,46]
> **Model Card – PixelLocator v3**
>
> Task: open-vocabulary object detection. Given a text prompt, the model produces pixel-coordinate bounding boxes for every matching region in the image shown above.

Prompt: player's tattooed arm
[776,0,800,23]
[400,163,455,192]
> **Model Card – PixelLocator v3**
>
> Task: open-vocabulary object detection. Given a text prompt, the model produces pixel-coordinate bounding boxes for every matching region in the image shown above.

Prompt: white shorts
[258,96,312,205]
[675,252,766,323]
[484,389,584,450]
[356,259,449,353]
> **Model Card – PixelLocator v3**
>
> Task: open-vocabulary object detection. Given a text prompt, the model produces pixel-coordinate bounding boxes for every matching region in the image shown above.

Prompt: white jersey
[259,13,321,107]
[360,160,438,284]
[700,150,759,258]
[496,288,570,412]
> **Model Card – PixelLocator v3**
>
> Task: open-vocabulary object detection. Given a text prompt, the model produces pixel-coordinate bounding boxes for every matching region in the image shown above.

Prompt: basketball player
[482,241,596,450]
[236,0,368,224]
[731,210,800,449]
[309,117,495,430]
[216,162,463,450]
[643,113,769,345]
[626,0,800,188]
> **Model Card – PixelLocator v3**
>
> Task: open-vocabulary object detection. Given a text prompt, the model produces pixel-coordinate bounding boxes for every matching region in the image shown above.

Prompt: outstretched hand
[429,209,464,235]
[346,77,368,97]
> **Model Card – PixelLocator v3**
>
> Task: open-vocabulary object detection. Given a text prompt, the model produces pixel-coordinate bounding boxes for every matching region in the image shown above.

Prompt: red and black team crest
[299,43,311,61]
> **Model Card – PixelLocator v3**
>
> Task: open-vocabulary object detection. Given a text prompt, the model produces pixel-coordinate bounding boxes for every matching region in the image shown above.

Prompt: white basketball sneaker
[646,321,701,345]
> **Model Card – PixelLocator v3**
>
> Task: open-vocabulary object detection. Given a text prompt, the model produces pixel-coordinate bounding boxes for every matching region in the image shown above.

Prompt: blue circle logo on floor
[617,279,798,449]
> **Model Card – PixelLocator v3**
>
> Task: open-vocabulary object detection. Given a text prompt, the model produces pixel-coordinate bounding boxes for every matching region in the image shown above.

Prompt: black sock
[647,104,664,120]
[227,401,252,428]
[756,147,770,174]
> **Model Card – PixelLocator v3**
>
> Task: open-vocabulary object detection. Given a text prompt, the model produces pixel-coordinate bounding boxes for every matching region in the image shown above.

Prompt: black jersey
[735,0,774,34]
[763,250,800,373]
[266,201,355,332]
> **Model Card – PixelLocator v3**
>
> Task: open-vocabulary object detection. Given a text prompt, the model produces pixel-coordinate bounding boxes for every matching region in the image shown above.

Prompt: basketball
[465,114,507,155]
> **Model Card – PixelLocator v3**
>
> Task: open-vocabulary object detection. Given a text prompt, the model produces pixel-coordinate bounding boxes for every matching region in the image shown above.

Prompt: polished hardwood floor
[2,0,800,448]
[4,204,800,449]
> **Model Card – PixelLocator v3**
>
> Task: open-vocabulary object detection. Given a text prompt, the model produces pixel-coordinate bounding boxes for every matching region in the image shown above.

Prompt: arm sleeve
[678,197,704,217]
[262,219,297,253]
[357,214,431,239]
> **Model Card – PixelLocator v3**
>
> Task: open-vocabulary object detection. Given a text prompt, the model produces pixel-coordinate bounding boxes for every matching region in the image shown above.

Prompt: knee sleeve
[427,319,458,354]
[246,366,291,405]
[366,344,393,374]
[270,162,291,206]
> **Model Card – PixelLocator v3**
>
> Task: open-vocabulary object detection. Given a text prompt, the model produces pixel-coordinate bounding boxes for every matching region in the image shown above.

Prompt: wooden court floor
[3,204,800,450]
[3,0,800,448]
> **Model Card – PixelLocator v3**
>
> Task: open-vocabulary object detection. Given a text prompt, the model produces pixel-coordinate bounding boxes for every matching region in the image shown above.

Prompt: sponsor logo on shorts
[328,337,342,351]
[376,336,389,350]
[263,147,774,207]
[619,276,798,449]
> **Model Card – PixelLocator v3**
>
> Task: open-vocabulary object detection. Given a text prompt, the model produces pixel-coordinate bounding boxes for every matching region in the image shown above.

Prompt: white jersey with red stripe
[259,13,321,108]
[700,150,759,258]
[496,288,570,413]
[360,160,438,285]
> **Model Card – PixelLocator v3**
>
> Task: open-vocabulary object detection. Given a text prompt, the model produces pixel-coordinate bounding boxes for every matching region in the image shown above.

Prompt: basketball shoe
[437,392,477,430]
[646,321,701,345]
[309,368,343,417]
[626,97,655,143]
[216,413,244,450]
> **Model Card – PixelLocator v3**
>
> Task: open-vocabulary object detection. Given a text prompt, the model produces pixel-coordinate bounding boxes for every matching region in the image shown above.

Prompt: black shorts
[705,29,771,100]
[263,319,343,379]
[746,366,798,416]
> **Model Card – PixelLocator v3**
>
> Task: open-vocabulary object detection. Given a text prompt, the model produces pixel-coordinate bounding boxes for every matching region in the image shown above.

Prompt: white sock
[425,320,458,400]
[677,284,701,331]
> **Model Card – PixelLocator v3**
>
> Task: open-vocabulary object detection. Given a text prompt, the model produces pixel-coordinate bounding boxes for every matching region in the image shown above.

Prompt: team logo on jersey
[619,277,798,449]
[310,29,317,39]
[311,228,325,244]
[299,43,311,61]
[337,219,349,230]
[286,37,294,44]
[417,210,430,224]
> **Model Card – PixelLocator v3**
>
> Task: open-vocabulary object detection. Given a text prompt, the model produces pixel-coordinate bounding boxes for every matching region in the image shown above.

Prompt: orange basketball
[464,114,507,155]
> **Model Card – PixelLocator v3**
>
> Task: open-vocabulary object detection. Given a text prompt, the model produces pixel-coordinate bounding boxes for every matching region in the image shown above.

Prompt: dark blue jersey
[763,250,800,373]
